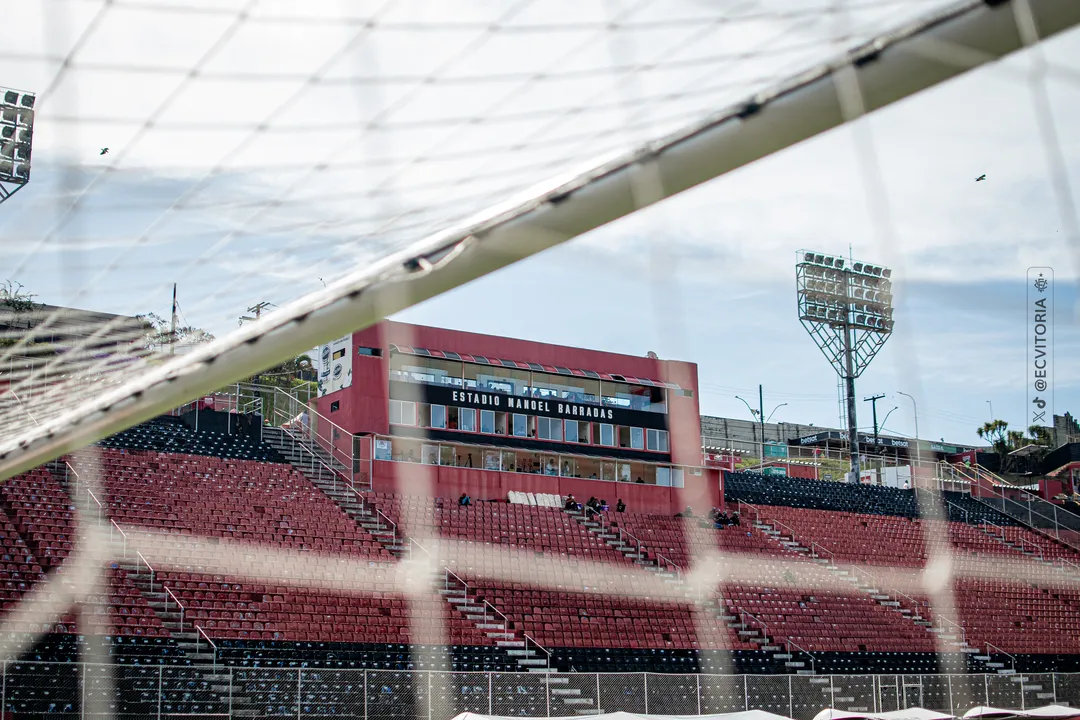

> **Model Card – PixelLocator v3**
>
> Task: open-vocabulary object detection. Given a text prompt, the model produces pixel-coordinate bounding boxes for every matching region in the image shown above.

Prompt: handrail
[985,642,1015,672]
[935,616,967,646]
[442,566,552,668]
[109,519,129,558]
[847,564,923,618]
[808,542,833,564]
[195,625,218,669]
[137,551,155,592]
[785,638,817,674]
[85,488,103,519]
[164,585,186,632]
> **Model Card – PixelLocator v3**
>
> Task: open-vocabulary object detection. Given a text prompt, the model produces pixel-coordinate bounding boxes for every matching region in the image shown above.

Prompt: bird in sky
[99,148,109,156]
[975,174,986,182]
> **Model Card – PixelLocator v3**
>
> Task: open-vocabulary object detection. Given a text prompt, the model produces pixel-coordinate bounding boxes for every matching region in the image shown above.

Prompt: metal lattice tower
[796,250,895,482]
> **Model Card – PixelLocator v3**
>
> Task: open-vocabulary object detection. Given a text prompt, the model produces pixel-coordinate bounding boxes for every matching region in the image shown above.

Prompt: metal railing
[440,567,552,670]
[969,476,1080,553]
[195,625,218,669]
[164,585,186,632]
[985,642,1016,673]
[0,664,1074,720]
[785,639,817,675]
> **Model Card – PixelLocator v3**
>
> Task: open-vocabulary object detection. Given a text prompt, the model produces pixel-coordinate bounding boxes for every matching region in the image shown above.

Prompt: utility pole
[239,301,274,326]
[759,384,765,458]
[169,283,178,356]
[864,393,885,446]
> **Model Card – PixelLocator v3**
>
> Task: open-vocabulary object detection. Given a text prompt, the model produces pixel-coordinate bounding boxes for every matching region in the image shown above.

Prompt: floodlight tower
[796,250,894,482]
[0,86,35,207]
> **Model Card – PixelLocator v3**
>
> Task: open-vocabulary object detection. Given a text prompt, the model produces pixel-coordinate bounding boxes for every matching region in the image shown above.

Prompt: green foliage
[0,280,38,314]
[136,311,215,352]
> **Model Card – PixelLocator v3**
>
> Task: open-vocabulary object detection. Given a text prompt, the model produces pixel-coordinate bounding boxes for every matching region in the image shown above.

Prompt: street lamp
[880,406,899,432]
[897,391,921,470]
[765,403,788,424]
[986,400,993,421]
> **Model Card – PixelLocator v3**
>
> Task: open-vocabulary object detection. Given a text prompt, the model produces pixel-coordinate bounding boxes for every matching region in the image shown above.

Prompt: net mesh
[0,1,1079,719]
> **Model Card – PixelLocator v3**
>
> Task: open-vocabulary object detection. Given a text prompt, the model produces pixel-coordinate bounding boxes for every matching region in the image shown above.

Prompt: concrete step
[798,670,818,676]
[475,623,506,630]
[487,632,515,640]
[562,698,595,706]
[773,654,793,660]
[505,649,536,657]
[517,658,548,667]
[497,640,525,648]
[552,689,581,697]
[785,662,805,668]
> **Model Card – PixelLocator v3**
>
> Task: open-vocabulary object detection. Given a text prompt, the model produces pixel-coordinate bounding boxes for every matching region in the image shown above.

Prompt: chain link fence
[0,663,1076,719]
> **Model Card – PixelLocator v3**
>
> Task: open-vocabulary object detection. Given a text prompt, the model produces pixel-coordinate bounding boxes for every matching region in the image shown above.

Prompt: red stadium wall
[369,460,721,515]
[316,320,704,467]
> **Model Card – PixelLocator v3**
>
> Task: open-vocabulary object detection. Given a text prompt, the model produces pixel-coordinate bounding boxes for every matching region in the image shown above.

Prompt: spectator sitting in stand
[585,497,601,517]
[458,493,471,507]
[730,512,740,527]
[599,499,609,512]
[564,494,581,512]
[616,498,626,513]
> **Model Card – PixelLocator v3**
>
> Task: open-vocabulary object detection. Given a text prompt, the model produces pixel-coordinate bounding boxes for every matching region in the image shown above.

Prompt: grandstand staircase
[53,460,250,715]
[747,517,996,675]
[117,561,260,716]
[563,509,811,677]
[435,575,557,676]
[260,426,408,558]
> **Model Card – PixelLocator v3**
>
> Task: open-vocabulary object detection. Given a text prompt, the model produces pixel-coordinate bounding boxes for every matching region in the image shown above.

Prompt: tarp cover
[451,711,795,720]
[815,708,956,720]
[964,707,1080,720]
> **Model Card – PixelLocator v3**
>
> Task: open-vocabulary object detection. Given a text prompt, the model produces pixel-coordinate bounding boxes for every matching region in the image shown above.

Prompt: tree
[0,280,38,315]
[136,312,215,353]
[0,280,43,351]
[976,419,1054,474]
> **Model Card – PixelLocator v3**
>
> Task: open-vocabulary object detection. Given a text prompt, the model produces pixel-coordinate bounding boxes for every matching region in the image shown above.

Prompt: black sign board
[795,431,910,449]
[390,381,669,430]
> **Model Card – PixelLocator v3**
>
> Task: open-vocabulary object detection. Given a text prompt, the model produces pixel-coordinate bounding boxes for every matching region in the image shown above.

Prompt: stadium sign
[795,431,910,449]
[390,381,668,430]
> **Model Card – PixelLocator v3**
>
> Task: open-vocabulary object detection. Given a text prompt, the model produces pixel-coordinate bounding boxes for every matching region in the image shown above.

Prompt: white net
[0,0,1079,718]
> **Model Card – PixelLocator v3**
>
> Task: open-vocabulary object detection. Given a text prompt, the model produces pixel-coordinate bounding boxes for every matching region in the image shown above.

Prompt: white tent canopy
[452,711,794,720]
[964,707,1079,720]
[815,708,956,720]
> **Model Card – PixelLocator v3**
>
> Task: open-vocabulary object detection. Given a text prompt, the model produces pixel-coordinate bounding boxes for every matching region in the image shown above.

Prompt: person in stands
[564,494,581,512]
[675,505,694,518]
[730,512,740,527]
[599,499,609,512]
[459,493,471,507]
[616,498,626,513]
[585,497,600,517]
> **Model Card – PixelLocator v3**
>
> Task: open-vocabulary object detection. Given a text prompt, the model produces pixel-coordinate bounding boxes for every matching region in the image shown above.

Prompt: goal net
[0,0,1078,718]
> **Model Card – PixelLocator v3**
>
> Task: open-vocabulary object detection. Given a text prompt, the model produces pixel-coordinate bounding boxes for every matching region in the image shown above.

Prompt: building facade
[314,321,720,514]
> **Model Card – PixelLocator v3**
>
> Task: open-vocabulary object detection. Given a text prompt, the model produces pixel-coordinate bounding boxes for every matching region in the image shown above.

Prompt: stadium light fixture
[796,250,894,483]
[0,85,35,206]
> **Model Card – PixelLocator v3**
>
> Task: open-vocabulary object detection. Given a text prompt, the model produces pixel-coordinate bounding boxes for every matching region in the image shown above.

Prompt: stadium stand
[3,413,1080,719]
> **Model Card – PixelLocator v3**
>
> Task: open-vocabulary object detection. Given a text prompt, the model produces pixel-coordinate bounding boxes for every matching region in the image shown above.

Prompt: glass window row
[389,354,668,413]
[374,437,686,487]
[389,400,669,452]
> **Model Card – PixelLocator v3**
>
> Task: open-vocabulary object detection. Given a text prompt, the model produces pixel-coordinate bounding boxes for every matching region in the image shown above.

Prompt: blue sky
[2,1,1079,448]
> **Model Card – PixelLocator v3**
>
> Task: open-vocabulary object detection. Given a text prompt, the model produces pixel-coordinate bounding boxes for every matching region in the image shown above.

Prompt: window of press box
[390,353,463,387]
[378,437,681,483]
[647,428,669,452]
[599,423,614,447]
[537,416,562,442]
[357,347,383,357]
[529,373,601,406]
[464,363,531,396]
[601,381,667,414]
[330,400,340,412]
